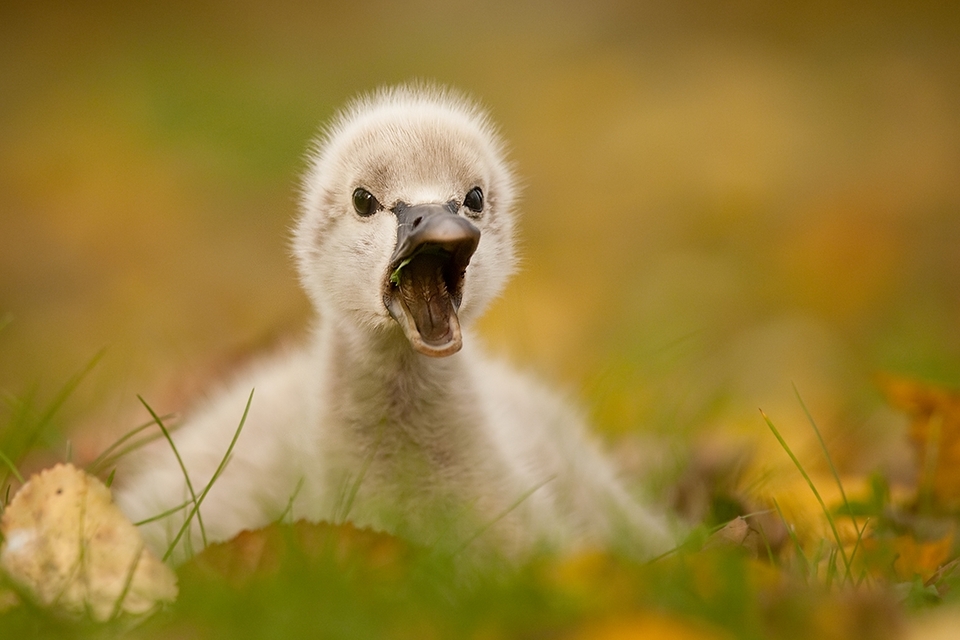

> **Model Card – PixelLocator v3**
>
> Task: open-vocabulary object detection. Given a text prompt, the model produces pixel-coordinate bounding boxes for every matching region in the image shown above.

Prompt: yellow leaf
[879,375,960,509]
[859,530,954,582]
[571,613,731,640]
[0,463,177,621]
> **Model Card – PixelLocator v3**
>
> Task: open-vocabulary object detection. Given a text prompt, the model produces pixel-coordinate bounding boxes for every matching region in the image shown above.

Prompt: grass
[159,389,253,563]
[0,349,105,500]
[761,408,853,585]
[2,351,960,639]
[137,395,210,551]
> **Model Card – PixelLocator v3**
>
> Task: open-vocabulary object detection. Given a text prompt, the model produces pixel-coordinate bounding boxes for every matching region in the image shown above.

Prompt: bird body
[116,85,673,563]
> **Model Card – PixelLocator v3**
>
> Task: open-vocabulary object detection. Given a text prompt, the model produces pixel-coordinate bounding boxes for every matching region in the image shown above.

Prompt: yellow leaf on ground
[0,463,177,621]
[570,613,731,640]
[880,375,960,509]
[891,531,954,582]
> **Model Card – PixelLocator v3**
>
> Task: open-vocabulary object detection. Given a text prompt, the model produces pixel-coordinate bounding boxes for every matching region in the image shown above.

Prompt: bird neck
[314,315,476,436]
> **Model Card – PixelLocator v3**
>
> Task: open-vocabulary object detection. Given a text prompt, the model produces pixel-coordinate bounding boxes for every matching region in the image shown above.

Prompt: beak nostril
[412,216,423,228]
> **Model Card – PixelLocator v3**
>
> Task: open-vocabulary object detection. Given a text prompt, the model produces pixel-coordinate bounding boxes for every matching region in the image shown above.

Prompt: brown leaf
[181,520,413,588]
[703,517,760,554]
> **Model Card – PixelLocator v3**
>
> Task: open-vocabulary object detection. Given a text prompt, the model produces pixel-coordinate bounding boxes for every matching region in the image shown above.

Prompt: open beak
[383,202,481,357]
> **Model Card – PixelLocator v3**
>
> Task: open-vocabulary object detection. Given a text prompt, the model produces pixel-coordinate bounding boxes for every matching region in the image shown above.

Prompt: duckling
[115,84,675,563]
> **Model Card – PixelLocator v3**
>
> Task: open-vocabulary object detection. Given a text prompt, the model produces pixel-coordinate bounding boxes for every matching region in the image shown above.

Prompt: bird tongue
[388,250,463,356]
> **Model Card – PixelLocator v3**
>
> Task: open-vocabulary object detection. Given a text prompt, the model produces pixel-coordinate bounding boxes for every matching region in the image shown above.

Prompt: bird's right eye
[352,188,380,217]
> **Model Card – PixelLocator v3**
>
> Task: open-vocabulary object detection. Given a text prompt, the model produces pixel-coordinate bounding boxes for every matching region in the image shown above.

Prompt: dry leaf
[182,520,411,588]
[858,529,955,583]
[702,516,771,558]
[0,463,177,621]
[570,612,731,640]
[879,375,960,509]
[892,532,955,582]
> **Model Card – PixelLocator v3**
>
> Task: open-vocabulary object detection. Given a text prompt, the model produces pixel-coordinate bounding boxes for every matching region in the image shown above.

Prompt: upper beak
[383,202,481,357]
[388,202,480,271]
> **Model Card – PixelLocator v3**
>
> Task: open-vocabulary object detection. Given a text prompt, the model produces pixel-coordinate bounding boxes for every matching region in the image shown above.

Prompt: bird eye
[463,187,484,214]
[352,188,379,217]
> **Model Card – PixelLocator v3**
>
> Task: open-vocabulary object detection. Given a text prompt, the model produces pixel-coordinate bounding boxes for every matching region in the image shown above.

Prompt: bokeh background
[2,0,959,480]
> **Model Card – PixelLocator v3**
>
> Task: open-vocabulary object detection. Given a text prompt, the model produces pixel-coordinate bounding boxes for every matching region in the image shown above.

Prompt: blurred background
[1,0,958,481]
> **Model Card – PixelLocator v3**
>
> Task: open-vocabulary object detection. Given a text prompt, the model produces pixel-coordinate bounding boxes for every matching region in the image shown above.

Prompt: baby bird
[115,84,674,563]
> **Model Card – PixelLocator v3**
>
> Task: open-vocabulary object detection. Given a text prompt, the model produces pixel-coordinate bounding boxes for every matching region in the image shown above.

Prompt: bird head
[294,85,518,357]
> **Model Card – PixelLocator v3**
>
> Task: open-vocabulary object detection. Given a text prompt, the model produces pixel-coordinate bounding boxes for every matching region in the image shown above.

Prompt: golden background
[1,1,958,472]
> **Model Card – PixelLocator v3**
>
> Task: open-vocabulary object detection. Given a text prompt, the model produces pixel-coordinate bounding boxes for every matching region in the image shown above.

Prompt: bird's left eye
[463,187,484,214]
[352,188,380,217]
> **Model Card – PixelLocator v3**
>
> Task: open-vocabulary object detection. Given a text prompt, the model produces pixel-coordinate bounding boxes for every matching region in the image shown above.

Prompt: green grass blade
[109,544,144,620]
[86,413,177,475]
[846,516,870,576]
[773,498,808,579]
[756,520,777,565]
[163,389,253,562]
[27,349,106,453]
[335,420,385,523]
[794,385,858,520]
[793,386,864,585]
[134,499,193,526]
[0,350,105,489]
[762,409,851,584]
[277,477,305,524]
[825,547,838,589]
[91,432,168,474]
[0,448,24,484]
[454,474,556,556]
[137,395,207,549]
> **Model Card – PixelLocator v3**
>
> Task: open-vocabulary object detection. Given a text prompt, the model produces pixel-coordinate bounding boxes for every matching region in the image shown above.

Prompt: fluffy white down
[115,84,675,564]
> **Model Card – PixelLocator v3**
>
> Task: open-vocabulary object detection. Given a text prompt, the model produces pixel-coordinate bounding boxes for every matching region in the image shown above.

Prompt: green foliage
[0,349,104,510]
[159,390,253,563]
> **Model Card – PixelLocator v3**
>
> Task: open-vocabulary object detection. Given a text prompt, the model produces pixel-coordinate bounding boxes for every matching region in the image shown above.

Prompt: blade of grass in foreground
[454,474,556,556]
[138,395,208,549]
[91,431,169,475]
[0,448,23,484]
[773,498,809,580]
[163,389,254,562]
[109,544,144,621]
[793,384,865,580]
[0,350,105,489]
[134,498,193,526]
[24,349,106,455]
[277,477,305,525]
[333,419,384,523]
[86,413,177,475]
[762,410,851,585]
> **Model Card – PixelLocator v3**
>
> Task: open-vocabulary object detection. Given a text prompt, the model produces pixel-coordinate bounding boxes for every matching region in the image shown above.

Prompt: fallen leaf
[0,463,177,621]
[859,529,955,583]
[894,531,955,582]
[569,612,731,640]
[879,375,960,509]
[181,520,412,588]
